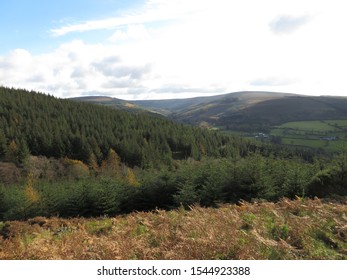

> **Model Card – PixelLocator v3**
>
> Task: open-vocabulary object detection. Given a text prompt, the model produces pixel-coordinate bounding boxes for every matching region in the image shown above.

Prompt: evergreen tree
[174,181,201,208]
[0,129,6,158]
[0,86,250,167]
[17,138,30,164]
[5,140,19,164]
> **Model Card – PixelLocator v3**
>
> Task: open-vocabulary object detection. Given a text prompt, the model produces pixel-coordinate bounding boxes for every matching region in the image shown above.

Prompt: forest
[0,86,245,167]
[0,86,346,221]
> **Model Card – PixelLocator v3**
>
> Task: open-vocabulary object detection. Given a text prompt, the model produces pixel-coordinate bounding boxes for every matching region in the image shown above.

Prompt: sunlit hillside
[0,198,346,260]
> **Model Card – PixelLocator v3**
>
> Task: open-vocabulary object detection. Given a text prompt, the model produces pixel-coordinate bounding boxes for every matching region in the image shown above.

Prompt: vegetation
[0,153,346,221]
[77,91,347,152]
[0,199,346,260]
[1,87,347,260]
[0,86,244,168]
[270,120,347,152]
[0,86,346,221]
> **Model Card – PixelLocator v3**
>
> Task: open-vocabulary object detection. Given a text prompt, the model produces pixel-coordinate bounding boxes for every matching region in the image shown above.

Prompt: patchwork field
[271,120,347,152]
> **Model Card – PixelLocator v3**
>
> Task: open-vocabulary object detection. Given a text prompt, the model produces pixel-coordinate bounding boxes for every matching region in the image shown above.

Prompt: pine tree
[17,138,30,164]
[0,129,6,158]
[5,140,19,164]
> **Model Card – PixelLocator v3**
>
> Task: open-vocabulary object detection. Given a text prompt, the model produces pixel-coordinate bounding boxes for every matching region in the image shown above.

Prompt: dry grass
[0,198,346,260]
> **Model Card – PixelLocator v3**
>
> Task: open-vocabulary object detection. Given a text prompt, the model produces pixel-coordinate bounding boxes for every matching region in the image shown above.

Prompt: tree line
[0,153,346,221]
[0,86,346,221]
[0,86,255,168]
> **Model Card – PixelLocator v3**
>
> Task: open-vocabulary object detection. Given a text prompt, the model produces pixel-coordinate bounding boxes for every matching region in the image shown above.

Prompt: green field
[270,120,347,152]
[278,121,336,132]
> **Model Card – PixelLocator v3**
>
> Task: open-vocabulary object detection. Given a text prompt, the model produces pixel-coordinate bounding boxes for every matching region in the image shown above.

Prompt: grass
[0,198,346,260]
[85,219,113,236]
[223,119,347,152]
[280,138,341,150]
[270,120,347,152]
[325,120,347,127]
[278,121,338,132]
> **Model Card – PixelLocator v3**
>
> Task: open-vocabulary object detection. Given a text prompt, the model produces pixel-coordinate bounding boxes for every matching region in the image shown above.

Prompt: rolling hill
[73,91,347,152]
[72,91,296,121]
[74,91,347,131]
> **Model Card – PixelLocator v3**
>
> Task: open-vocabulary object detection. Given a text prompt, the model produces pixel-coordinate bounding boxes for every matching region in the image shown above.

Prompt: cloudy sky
[0,0,346,100]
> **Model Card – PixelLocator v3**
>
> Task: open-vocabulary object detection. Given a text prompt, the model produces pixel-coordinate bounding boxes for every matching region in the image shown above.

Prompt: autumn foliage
[0,198,346,260]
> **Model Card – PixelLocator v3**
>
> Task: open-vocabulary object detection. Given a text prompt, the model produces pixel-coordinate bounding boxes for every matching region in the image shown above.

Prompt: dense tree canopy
[0,86,249,167]
[0,86,345,221]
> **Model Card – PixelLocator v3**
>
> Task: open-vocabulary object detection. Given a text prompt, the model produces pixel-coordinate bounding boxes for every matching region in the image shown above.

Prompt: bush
[306,168,347,198]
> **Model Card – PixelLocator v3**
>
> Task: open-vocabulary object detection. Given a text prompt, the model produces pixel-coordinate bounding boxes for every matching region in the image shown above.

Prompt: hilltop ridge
[73,91,347,130]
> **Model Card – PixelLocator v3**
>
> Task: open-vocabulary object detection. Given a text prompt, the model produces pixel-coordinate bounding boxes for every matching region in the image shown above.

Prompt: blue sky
[0,0,141,53]
[1,0,346,99]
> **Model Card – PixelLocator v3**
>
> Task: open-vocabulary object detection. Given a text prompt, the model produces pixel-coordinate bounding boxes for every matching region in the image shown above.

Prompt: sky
[0,0,347,100]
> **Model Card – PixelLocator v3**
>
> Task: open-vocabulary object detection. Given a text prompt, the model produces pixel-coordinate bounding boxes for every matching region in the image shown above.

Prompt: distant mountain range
[71,91,347,132]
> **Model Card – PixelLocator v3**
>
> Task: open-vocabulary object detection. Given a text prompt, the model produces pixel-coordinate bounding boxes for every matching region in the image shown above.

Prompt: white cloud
[108,25,150,42]
[250,77,300,87]
[50,0,204,37]
[1,0,347,99]
[269,14,312,34]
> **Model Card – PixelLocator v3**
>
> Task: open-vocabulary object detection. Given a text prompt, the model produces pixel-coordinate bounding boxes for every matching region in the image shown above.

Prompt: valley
[270,120,347,152]
[74,91,347,152]
[1,86,347,260]
[1,0,347,266]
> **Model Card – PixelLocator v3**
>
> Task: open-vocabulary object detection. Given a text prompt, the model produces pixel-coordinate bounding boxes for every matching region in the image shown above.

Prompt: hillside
[217,95,347,131]
[70,96,161,116]
[75,91,347,131]
[1,198,346,260]
[76,91,293,118]
[6,86,347,222]
[167,91,294,126]
[74,92,347,152]
[0,87,243,168]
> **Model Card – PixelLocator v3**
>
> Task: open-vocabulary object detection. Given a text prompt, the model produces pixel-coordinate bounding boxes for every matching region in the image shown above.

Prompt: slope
[133,92,347,132]
[0,87,241,168]
[1,198,346,259]
[217,95,347,131]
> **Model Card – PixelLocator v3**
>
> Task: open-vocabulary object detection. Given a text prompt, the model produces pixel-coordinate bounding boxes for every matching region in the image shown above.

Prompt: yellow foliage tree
[101,149,122,178]
[64,157,89,179]
[88,153,99,175]
[126,168,139,187]
[24,172,40,204]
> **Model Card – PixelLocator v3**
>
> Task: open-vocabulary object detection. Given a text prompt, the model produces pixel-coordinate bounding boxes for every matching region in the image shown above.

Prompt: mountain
[74,91,347,131]
[134,92,347,130]
[156,91,295,127]
[217,95,347,129]
[134,91,290,111]
[73,91,294,118]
